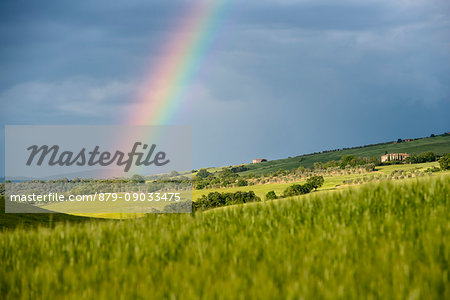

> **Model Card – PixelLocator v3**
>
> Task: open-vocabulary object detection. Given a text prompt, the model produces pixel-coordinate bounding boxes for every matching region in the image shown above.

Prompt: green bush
[282,183,313,197]
[306,175,324,190]
[236,179,248,187]
[194,191,260,211]
[265,190,278,200]
[439,153,450,170]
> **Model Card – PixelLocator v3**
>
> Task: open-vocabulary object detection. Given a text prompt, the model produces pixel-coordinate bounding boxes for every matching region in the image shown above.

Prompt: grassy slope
[1,175,448,299]
[0,196,102,229]
[235,134,450,175]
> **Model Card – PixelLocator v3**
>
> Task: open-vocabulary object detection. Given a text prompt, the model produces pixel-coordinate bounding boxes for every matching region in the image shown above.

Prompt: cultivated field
[1,175,449,299]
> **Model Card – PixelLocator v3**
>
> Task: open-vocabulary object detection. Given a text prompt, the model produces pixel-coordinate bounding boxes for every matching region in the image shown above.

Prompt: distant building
[404,139,415,142]
[252,159,268,164]
[381,153,410,163]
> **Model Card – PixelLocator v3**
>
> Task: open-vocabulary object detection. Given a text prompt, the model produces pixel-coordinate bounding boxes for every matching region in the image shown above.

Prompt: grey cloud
[0,0,449,172]
[0,78,137,122]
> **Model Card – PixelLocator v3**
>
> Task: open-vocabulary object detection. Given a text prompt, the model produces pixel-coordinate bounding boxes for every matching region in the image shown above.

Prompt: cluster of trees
[282,183,314,197]
[439,154,450,170]
[1,177,191,202]
[193,167,249,190]
[405,151,437,164]
[230,165,249,173]
[194,191,260,211]
[265,176,324,200]
[307,175,325,189]
[313,155,379,170]
[236,179,248,186]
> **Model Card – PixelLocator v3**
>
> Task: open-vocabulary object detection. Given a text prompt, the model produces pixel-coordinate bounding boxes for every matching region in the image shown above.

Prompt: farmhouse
[381,153,410,163]
[252,159,268,164]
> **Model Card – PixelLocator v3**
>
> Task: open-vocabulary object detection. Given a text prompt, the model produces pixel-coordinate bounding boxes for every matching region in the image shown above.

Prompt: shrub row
[194,191,261,211]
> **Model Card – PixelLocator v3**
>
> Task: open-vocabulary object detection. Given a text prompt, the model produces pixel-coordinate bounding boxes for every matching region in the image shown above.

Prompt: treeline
[405,151,437,164]
[194,168,246,190]
[312,155,379,169]
[1,178,191,199]
[266,176,325,200]
[194,191,261,211]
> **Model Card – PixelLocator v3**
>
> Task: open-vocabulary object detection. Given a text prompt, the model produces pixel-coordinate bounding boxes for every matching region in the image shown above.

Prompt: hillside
[0,196,101,229]
[234,134,450,175]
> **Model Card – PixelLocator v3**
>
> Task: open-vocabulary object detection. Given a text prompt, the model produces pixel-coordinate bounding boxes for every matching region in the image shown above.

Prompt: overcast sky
[1,0,449,174]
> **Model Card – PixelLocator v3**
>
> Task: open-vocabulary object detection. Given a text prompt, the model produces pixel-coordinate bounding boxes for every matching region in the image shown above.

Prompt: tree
[439,154,450,170]
[324,160,339,168]
[313,162,324,170]
[306,175,324,190]
[265,190,277,200]
[130,174,145,183]
[230,165,249,173]
[297,166,306,174]
[365,163,376,172]
[237,179,248,187]
[218,168,237,180]
[340,155,356,168]
[369,156,381,166]
[193,191,261,211]
[196,182,207,190]
[406,151,436,164]
[282,183,313,197]
[169,171,179,177]
[397,138,403,143]
[421,151,436,162]
[196,168,212,179]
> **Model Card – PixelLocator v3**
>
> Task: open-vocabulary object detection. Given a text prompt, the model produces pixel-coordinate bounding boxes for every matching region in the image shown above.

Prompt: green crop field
[228,134,450,175]
[1,175,449,299]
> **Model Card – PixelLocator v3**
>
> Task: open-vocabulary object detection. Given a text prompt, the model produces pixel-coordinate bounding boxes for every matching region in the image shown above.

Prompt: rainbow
[113,1,231,176]
[128,0,231,125]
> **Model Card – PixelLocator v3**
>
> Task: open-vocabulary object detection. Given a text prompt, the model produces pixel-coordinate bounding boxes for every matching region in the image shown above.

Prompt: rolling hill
[232,134,450,175]
[0,196,101,229]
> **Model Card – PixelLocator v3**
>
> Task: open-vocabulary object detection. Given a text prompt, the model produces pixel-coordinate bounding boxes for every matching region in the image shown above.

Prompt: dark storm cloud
[233,2,402,31]
[0,0,449,172]
[0,0,201,92]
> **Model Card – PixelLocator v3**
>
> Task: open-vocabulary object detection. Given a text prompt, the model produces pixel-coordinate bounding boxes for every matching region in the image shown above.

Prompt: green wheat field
[1,175,449,299]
